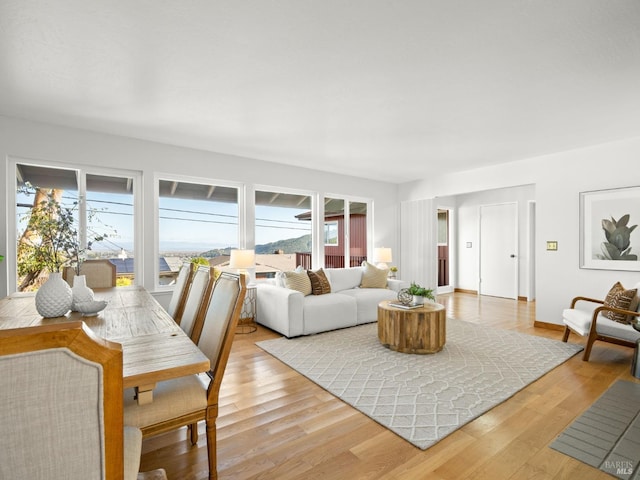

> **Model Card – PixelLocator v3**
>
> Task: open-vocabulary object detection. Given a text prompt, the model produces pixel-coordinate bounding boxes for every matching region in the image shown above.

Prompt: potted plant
[389,266,398,279]
[407,282,435,305]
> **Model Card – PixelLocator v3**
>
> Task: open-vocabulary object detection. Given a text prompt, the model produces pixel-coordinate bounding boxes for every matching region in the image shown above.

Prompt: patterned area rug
[550,380,640,479]
[256,320,583,450]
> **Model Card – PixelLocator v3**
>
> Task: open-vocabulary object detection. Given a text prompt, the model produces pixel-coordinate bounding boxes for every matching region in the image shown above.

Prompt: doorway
[437,208,454,294]
[479,202,518,299]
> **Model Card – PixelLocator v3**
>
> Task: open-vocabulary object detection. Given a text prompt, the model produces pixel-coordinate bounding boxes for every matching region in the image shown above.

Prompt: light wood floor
[139,292,639,479]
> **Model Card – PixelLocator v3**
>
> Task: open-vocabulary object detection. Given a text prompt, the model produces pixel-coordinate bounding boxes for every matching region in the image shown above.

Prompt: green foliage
[600,214,638,261]
[190,257,210,267]
[407,282,435,300]
[18,187,108,277]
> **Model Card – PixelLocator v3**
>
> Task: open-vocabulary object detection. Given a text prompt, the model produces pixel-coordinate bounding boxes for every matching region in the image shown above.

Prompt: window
[323,196,370,268]
[255,188,312,276]
[15,162,137,291]
[324,221,338,246]
[157,178,239,286]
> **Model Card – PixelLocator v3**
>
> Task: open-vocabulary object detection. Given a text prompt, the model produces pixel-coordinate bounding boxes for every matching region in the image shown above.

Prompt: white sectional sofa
[256,265,408,337]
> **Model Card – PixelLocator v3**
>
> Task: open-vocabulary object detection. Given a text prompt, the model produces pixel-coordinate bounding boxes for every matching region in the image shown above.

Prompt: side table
[237,285,257,334]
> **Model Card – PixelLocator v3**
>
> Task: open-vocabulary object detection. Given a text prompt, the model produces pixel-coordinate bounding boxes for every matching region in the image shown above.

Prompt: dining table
[0,285,210,405]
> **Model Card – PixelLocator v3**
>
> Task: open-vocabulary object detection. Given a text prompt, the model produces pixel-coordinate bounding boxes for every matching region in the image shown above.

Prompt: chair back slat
[197,273,246,398]
[167,262,195,321]
[0,322,124,480]
[179,266,213,340]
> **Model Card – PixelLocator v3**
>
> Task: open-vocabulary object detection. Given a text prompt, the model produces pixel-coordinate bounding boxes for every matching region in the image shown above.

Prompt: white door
[479,203,518,299]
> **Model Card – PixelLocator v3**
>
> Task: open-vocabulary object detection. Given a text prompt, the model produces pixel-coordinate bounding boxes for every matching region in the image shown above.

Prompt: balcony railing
[296,252,367,270]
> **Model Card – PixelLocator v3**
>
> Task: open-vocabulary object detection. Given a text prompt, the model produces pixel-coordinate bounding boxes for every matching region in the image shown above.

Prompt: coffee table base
[377,301,446,354]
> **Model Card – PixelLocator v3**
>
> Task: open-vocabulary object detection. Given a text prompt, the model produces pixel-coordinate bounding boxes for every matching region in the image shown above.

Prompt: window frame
[154,172,244,291]
[8,157,141,293]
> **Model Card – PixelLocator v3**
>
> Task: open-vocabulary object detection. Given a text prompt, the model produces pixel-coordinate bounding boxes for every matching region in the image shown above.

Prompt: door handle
[510,254,516,258]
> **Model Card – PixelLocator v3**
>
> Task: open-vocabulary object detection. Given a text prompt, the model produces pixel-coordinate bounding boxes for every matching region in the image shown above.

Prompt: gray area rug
[256,319,583,450]
[550,380,640,479]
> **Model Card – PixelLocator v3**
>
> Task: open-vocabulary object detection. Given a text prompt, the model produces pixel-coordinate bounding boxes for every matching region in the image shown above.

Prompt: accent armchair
[562,281,640,361]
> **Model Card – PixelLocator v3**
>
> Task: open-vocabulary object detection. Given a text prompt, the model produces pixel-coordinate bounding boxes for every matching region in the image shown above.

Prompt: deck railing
[295,252,367,269]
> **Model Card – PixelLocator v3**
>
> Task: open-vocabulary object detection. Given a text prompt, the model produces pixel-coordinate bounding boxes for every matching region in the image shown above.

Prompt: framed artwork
[580,186,640,271]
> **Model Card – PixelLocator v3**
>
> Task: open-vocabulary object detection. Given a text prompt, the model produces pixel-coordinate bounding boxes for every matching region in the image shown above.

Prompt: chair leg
[561,326,570,342]
[189,423,198,445]
[206,406,219,480]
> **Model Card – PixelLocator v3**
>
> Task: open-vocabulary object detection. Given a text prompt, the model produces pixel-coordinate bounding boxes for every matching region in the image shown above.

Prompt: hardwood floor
[139,292,639,479]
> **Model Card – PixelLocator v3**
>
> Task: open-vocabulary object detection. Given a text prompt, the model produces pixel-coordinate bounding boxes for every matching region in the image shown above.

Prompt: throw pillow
[360,261,388,289]
[307,268,331,295]
[603,281,639,324]
[282,269,312,296]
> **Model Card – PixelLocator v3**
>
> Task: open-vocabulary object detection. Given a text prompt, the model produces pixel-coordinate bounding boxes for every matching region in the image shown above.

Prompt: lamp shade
[373,247,392,264]
[229,249,255,269]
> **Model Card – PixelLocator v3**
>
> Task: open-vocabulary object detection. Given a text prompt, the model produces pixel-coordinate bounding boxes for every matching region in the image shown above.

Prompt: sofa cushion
[302,293,357,334]
[603,282,638,324]
[282,270,312,296]
[360,261,388,289]
[325,268,363,292]
[275,265,304,288]
[307,268,331,295]
[563,307,640,343]
[338,287,398,324]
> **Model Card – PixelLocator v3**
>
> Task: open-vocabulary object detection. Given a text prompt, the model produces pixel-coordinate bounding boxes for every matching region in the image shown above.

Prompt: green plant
[190,257,210,267]
[600,214,638,260]
[17,187,108,289]
[407,282,435,300]
[390,266,398,273]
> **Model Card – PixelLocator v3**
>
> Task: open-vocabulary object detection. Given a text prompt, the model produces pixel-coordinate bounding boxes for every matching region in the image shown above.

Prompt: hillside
[200,234,311,257]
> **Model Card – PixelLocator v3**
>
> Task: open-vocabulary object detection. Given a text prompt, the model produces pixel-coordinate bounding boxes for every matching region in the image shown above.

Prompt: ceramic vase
[35,272,73,318]
[412,295,425,305]
[71,274,95,311]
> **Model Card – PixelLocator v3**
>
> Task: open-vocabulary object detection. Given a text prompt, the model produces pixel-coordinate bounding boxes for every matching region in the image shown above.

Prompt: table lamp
[229,249,256,285]
[373,247,392,270]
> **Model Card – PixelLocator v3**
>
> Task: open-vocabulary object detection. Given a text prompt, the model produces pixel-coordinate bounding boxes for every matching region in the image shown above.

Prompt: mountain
[198,234,311,257]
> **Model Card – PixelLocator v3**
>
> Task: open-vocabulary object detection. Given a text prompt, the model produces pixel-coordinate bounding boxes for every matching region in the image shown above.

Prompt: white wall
[400,136,640,325]
[0,115,399,298]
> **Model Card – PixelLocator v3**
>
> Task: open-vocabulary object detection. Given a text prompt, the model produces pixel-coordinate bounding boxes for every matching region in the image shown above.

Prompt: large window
[15,162,136,291]
[157,178,239,285]
[255,189,313,276]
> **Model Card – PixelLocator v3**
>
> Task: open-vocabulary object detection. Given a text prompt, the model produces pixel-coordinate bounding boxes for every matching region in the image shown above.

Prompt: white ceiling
[2,1,640,184]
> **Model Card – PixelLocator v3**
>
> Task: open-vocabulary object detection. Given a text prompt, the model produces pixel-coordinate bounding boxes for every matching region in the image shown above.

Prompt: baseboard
[453,289,531,303]
[454,288,477,295]
[534,320,565,331]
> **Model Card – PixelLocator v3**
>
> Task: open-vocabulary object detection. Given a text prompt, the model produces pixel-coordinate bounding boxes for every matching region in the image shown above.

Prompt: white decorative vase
[412,295,425,305]
[71,275,95,311]
[35,272,73,318]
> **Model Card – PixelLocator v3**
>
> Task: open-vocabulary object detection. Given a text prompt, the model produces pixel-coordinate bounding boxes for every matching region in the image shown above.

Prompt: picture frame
[580,186,640,271]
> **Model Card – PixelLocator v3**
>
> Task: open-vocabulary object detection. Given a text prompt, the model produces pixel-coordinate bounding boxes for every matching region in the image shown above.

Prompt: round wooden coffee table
[377,300,446,354]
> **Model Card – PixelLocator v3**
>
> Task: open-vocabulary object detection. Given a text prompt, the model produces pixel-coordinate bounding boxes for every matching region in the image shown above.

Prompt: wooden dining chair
[176,265,214,342]
[166,262,195,321]
[64,259,117,288]
[0,322,132,479]
[124,273,247,480]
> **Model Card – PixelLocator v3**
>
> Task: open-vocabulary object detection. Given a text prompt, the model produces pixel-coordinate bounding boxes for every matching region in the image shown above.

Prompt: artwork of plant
[599,214,638,261]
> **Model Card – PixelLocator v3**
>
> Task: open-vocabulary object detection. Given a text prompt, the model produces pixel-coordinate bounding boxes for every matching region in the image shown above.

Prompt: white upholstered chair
[0,322,141,480]
[64,259,117,288]
[562,281,640,361]
[176,265,214,342]
[166,262,195,321]
[124,273,246,480]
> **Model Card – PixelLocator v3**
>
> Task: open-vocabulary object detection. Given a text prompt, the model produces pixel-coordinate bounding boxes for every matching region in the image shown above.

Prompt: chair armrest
[570,296,605,308]
[256,283,305,337]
